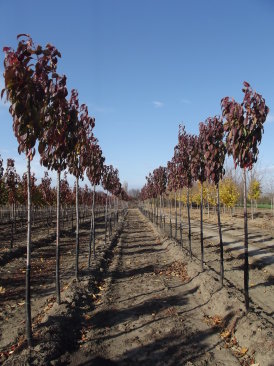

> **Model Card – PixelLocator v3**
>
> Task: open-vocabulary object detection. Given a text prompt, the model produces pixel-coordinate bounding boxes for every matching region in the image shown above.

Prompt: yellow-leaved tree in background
[248,179,261,220]
[219,178,240,216]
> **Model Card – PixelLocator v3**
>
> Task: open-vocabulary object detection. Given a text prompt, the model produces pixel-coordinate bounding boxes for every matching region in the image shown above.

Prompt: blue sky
[1,0,274,190]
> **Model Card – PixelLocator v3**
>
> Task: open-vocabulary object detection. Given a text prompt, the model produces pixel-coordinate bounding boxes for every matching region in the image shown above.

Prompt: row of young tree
[1,34,129,346]
[160,177,262,217]
[140,81,269,312]
[0,158,114,208]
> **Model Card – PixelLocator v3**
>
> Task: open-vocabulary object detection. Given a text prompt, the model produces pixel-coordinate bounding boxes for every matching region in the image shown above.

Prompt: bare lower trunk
[217,183,224,286]
[105,193,108,244]
[243,168,249,311]
[92,185,96,259]
[200,182,204,271]
[169,196,172,237]
[175,191,177,239]
[159,195,162,228]
[10,204,14,249]
[179,188,182,247]
[26,156,32,347]
[187,186,192,259]
[75,177,79,280]
[88,186,94,266]
[56,170,61,304]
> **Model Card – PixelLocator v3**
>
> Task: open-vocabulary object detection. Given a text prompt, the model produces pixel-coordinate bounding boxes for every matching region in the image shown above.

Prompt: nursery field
[144,205,274,321]
[1,208,273,365]
[1,4,274,366]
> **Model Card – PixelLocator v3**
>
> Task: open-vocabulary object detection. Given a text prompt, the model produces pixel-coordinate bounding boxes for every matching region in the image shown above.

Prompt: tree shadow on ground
[90,294,188,330]
[77,320,231,366]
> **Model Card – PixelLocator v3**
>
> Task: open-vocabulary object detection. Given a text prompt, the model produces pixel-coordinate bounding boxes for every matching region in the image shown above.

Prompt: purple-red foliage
[221,82,269,170]
[2,34,61,159]
[39,171,54,205]
[86,142,105,187]
[4,159,20,205]
[152,166,167,196]
[202,116,226,185]
[167,158,180,191]
[176,125,193,188]
[190,130,207,184]
[102,165,121,196]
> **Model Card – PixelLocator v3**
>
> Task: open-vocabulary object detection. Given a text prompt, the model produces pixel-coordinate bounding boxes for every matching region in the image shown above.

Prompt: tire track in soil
[68,209,239,366]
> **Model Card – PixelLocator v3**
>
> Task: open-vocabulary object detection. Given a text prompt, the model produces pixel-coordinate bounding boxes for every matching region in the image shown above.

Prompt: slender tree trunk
[169,195,172,238]
[153,198,156,223]
[243,168,249,311]
[26,156,32,347]
[88,194,93,266]
[187,186,192,259]
[217,182,224,286]
[92,185,96,258]
[75,177,79,280]
[179,188,182,247]
[200,182,204,271]
[14,203,17,234]
[105,193,108,244]
[108,196,111,236]
[10,204,14,250]
[56,170,61,304]
[88,185,96,265]
[159,195,162,228]
[163,195,165,229]
[156,197,158,225]
[175,191,177,239]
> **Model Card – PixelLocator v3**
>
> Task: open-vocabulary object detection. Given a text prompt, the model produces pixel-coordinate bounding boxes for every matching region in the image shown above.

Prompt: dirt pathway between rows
[68,209,239,366]
[159,213,274,320]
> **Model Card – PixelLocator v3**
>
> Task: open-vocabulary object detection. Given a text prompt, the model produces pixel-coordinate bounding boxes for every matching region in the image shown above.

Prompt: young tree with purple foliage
[152,166,167,228]
[167,159,178,238]
[221,82,269,310]
[191,127,207,271]
[67,90,95,280]
[86,142,105,263]
[4,158,20,248]
[203,116,226,285]
[2,34,60,345]
[177,126,194,258]
[40,75,77,303]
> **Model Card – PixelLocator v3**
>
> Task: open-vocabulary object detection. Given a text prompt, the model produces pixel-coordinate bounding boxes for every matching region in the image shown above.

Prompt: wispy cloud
[266,113,274,124]
[181,98,191,104]
[152,100,164,108]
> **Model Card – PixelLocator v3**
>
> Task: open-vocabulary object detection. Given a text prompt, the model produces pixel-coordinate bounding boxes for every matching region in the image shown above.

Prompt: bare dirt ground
[157,206,274,322]
[0,210,119,362]
[1,208,274,365]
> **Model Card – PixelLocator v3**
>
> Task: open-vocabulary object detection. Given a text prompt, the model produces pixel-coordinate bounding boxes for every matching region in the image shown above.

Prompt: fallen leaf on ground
[239,347,248,356]
[221,329,231,339]
[0,286,5,294]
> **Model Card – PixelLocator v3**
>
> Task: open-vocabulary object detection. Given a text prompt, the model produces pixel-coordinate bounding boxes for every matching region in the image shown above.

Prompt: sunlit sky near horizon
[0,0,274,190]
